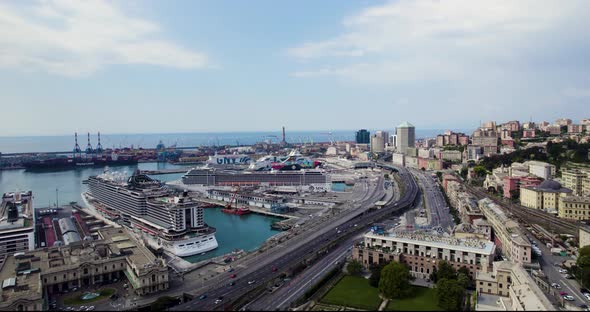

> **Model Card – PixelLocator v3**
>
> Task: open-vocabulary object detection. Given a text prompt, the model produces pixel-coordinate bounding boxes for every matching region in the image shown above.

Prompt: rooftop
[397,121,414,128]
[0,192,34,232]
[366,230,495,255]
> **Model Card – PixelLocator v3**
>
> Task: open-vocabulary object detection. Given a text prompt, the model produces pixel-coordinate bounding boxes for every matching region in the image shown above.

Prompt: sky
[1,0,590,136]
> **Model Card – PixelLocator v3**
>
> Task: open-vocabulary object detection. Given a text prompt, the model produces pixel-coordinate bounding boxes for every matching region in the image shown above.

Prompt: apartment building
[562,169,588,196]
[558,196,590,221]
[353,230,495,279]
[520,180,572,212]
[476,261,555,311]
[478,198,531,264]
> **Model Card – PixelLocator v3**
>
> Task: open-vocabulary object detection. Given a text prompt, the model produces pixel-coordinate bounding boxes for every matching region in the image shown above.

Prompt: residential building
[0,227,169,311]
[418,148,433,159]
[545,125,561,135]
[481,121,497,131]
[396,121,415,154]
[580,227,590,248]
[417,157,443,171]
[0,192,35,263]
[353,230,495,279]
[520,180,572,212]
[562,169,588,196]
[478,198,531,264]
[526,161,556,180]
[558,196,590,221]
[370,134,385,153]
[522,121,536,130]
[522,129,536,138]
[392,153,405,167]
[502,175,542,199]
[441,150,462,162]
[476,261,555,311]
[355,129,370,144]
[472,129,499,156]
[568,124,584,134]
[446,181,484,223]
[582,119,590,126]
[556,118,573,126]
[454,223,491,241]
[502,121,520,132]
[466,145,483,161]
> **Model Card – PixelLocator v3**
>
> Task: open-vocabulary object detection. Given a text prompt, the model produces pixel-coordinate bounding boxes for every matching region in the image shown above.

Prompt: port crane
[225,186,240,209]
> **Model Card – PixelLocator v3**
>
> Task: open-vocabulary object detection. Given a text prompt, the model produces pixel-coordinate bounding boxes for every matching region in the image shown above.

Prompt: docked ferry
[82,170,217,257]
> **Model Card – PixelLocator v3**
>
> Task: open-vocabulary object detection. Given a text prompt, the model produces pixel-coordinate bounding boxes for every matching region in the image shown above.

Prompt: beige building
[580,227,590,248]
[478,198,531,264]
[440,150,462,162]
[0,228,169,311]
[476,261,555,311]
[526,161,556,180]
[353,230,495,280]
[562,169,588,196]
[558,196,590,221]
[520,180,572,212]
[446,181,484,223]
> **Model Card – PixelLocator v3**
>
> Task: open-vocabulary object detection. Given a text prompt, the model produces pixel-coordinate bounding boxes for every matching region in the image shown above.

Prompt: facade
[501,121,520,132]
[478,198,531,264]
[502,175,543,199]
[568,124,584,134]
[353,230,495,280]
[417,157,443,171]
[0,228,168,311]
[580,227,590,248]
[526,161,556,180]
[562,169,588,196]
[440,150,462,162]
[558,196,590,220]
[556,118,573,126]
[466,145,483,161]
[355,129,370,144]
[0,192,35,264]
[546,125,561,135]
[472,129,498,156]
[446,180,484,223]
[520,180,572,212]
[522,129,536,138]
[476,261,555,311]
[396,121,415,154]
[370,134,385,153]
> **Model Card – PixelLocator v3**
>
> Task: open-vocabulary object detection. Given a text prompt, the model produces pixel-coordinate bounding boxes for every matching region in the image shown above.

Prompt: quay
[193,197,298,219]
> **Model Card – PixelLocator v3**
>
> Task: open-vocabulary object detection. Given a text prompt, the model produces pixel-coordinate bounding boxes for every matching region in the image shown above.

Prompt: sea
[0,129,466,154]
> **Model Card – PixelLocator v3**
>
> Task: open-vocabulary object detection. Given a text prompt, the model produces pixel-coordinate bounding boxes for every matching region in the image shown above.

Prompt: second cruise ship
[82,170,218,257]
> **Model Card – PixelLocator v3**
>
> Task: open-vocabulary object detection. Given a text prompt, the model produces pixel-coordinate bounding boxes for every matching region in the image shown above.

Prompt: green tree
[436,261,457,281]
[347,260,363,276]
[436,278,465,311]
[473,165,487,178]
[460,167,468,180]
[369,263,386,287]
[379,261,413,299]
[436,171,443,181]
[457,273,470,289]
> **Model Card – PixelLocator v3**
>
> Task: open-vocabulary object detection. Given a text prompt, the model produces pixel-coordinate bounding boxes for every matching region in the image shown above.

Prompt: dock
[193,198,297,219]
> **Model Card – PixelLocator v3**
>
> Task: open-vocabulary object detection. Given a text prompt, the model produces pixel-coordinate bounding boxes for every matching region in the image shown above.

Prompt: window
[479,282,483,285]
[54,276,57,281]
[499,283,503,288]
[113,264,116,269]
[152,275,156,282]
[488,283,491,286]
[84,268,88,274]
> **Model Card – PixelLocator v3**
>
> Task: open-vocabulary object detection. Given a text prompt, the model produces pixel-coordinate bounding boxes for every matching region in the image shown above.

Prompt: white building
[525,161,556,180]
[0,192,35,263]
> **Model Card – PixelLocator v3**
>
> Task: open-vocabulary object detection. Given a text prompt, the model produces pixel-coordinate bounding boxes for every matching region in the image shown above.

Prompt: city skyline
[1,0,590,136]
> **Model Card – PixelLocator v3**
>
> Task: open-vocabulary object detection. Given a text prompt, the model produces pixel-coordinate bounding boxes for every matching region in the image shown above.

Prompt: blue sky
[1,0,589,136]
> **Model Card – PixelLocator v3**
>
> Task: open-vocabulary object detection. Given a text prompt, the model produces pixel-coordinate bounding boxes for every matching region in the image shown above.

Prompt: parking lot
[48,278,133,311]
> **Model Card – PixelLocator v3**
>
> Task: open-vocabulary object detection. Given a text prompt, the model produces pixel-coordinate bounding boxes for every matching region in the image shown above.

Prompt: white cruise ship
[82,170,217,257]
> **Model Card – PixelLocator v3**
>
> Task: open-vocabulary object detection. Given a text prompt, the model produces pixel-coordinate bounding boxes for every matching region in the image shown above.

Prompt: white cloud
[288,0,586,83]
[563,87,590,98]
[0,0,208,76]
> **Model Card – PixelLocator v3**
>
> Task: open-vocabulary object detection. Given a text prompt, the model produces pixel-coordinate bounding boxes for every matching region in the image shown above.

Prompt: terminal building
[0,227,169,311]
[352,230,495,279]
[0,192,35,263]
[181,168,330,192]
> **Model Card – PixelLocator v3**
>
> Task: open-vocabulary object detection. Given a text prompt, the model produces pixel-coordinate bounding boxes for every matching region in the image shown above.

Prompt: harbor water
[0,162,281,263]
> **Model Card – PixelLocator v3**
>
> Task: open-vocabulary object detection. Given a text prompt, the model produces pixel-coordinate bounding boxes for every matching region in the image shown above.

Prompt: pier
[193,197,297,219]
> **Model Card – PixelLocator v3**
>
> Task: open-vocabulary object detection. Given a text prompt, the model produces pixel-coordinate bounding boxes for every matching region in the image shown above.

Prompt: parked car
[566,274,575,279]
[559,269,568,274]
[551,283,561,289]
[272,267,277,272]
[585,293,590,300]
[199,294,207,300]
[248,280,256,285]
[560,291,568,296]
[581,288,589,294]
[229,281,236,286]
[228,267,234,272]
[230,274,237,278]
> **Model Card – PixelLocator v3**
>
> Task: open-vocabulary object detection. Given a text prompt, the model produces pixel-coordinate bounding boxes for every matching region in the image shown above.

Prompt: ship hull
[221,208,251,215]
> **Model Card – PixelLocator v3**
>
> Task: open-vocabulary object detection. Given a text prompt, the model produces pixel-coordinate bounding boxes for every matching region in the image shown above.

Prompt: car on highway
[551,283,561,289]
[559,269,568,274]
[566,274,575,279]
[229,281,236,286]
[228,267,234,272]
[272,267,277,272]
[581,288,589,294]
[229,274,237,278]
[560,291,568,296]
[580,304,589,310]
[585,293,590,300]
[198,294,207,300]
[248,280,256,285]
[563,295,575,301]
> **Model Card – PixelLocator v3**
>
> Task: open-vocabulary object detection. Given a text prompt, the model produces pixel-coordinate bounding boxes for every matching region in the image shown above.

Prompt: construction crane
[225,186,240,209]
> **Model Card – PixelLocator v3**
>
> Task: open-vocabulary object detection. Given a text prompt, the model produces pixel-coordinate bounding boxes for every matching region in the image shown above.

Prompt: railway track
[465,185,579,237]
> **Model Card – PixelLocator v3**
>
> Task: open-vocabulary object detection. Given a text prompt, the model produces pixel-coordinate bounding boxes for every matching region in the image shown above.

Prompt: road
[410,169,454,232]
[172,163,418,311]
[246,234,362,311]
